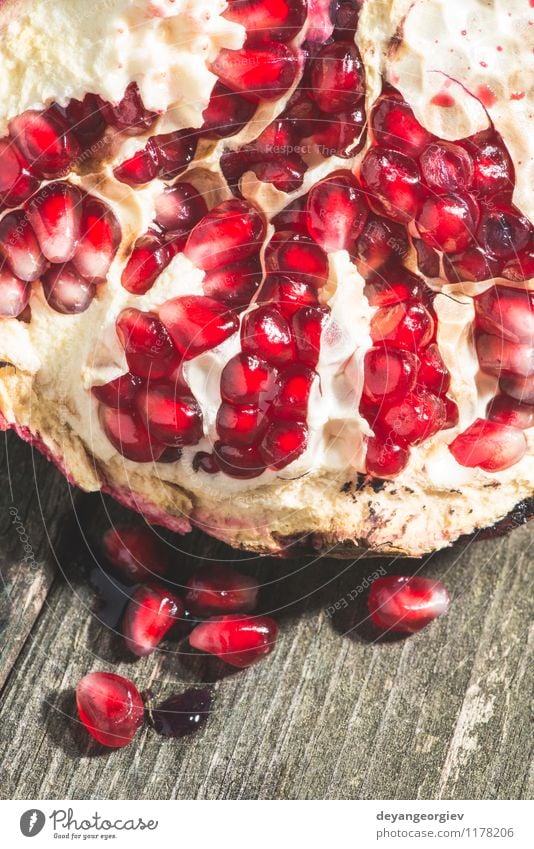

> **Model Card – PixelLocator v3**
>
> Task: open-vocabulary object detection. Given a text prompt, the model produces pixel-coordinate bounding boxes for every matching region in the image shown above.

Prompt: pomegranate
[122,583,184,656]
[76,672,144,748]
[368,576,450,634]
[189,614,279,668]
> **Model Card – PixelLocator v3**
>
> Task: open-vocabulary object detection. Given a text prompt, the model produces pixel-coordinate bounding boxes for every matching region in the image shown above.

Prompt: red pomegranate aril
[265,231,328,287]
[379,389,447,446]
[502,246,534,283]
[476,333,534,379]
[0,268,30,317]
[100,405,166,462]
[210,42,299,101]
[154,183,208,233]
[360,147,423,223]
[98,83,157,136]
[76,672,144,748]
[444,247,501,283]
[0,211,48,282]
[136,383,203,447]
[9,108,80,178]
[417,344,451,394]
[365,268,425,307]
[443,396,460,429]
[310,106,366,159]
[292,305,330,367]
[420,141,474,192]
[123,584,184,657]
[113,143,160,185]
[333,0,361,38]
[216,402,266,446]
[72,195,121,282]
[214,441,266,478]
[203,257,263,308]
[365,437,410,479]
[64,94,106,147]
[185,199,265,272]
[102,525,169,582]
[26,181,82,264]
[306,0,336,42]
[190,614,278,668]
[186,563,259,616]
[42,263,96,314]
[116,309,180,379]
[271,364,316,421]
[368,575,450,634]
[310,41,365,114]
[465,130,514,197]
[193,451,220,474]
[159,295,239,359]
[260,275,318,318]
[357,216,409,273]
[371,92,433,156]
[307,171,368,253]
[150,130,197,180]
[414,238,440,278]
[371,299,434,351]
[201,82,257,139]
[449,418,527,472]
[92,373,142,410]
[121,232,170,295]
[242,305,297,366]
[478,202,530,260]
[282,89,318,140]
[0,139,39,207]
[363,347,419,403]
[250,154,307,193]
[487,394,534,430]
[500,374,534,405]
[475,286,534,345]
[221,352,277,405]
[260,419,308,469]
[223,0,307,44]
[416,192,478,254]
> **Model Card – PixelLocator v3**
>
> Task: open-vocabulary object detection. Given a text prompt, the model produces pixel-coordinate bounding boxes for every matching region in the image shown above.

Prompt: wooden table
[0,430,532,800]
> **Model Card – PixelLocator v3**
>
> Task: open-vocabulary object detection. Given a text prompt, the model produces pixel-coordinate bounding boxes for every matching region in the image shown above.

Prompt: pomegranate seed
[360,147,423,223]
[185,199,265,272]
[371,91,433,155]
[478,202,530,260]
[189,614,278,667]
[136,383,203,446]
[332,0,362,38]
[76,672,144,748]
[500,374,534,405]
[201,82,257,139]
[306,0,336,42]
[0,138,39,207]
[216,402,266,446]
[357,216,408,273]
[9,108,80,178]
[116,309,180,379]
[159,295,239,359]
[416,192,478,254]
[310,106,366,159]
[203,257,263,308]
[443,396,460,428]
[210,42,299,101]
[214,441,266,478]
[123,583,184,657]
[487,394,534,430]
[310,41,365,114]
[0,267,30,317]
[271,364,316,420]
[379,389,447,446]
[306,171,368,253]
[414,238,440,278]
[371,299,434,351]
[417,344,451,394]
[185,563,259,616]
[0,210,48,282]
[365,437,410,478]
[292,304,330,366]
[241,305,297,365]
[368,575,450,634]
[102,525,169,581]
[92,373,142,410]
[154,183,208,233]
[220,352,277,405]
[63,94,106,147]
[362,347,419,403]
[444,247,501,283]
[223,0,308,44]
[193,451,220,474]
[464,129,514,197]
[150,130,198,180]
[476,333,534,378]
[260,419,308,469]
[121,231,170,295]
[475,286,534,344]
[26,181,82,264]
[502,245,534,283]
[41,263,96,314]
[449,418,527,472]
[265,230,328,287]
[151,688,213,737]
[72,195,121,282]
[420,141,474,192]
[259,275,318,318]
[98,83,157,136]
[365,267,425,307]
[113,143,160,185]
[273,198,310,236]
[282,89,318,140]
[100,405,166,462]
[247,153,307,193]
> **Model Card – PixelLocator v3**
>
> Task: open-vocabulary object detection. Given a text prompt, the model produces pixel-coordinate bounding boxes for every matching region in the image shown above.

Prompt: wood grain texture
[0,432,532,800]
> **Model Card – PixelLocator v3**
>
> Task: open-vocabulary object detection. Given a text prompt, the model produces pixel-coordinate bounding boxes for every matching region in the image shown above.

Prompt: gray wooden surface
[0,429,532,800]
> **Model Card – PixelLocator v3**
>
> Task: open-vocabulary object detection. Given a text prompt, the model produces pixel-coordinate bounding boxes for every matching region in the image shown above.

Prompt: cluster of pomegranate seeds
[76,672,145,748]
[367,575,450,635]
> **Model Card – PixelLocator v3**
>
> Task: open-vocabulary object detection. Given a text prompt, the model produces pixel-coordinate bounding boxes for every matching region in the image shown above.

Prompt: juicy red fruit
[123,584,184,657]
[159,295,239,359]
[121,232,170,295]
[100,406,165,463]
[449,418,527,472]
[368,575,450,635]
[0,138,39,207]
[116,309,179,379]
[223,0,308,44]
[0,268,30,318]
[185,563,259,616]
[306,171,368,253]
[26,181,82,264]
[360,147,423,223]
[9,108,80,178]
[220,353,277,404]
[189,614,278,668]
[371,92,433,156]
[416,192,478,254]
[370,299,434,351]
[362,347,419,403]
[310,41,365,114]
[265,231,328,287]
[260,419,308,470]
[136,383,203,446]
[0,211,48,282]
[185,199,265,272]
[241,305,297,366]
[42,263,96,314]
[98,82,157,136]
[211,42,299,101]
[377,389,446,447]
[73,195,121,282]
[102,525,169,582]
[76,672,144,748]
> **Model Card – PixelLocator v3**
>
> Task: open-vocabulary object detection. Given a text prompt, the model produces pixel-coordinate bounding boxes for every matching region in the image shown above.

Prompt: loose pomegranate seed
[185,563,259,616]
[121,231,170,295]
[203,257,263,308]
[189,614,278,667]
[379,389,447,446]
[116,309,180,379]
[449,417,527,472]
[444,247,501,283]
[72,195,121,282]
[464,129,514,197]
[476,333,533,379]
[0,267,30,317]
[310,41,365,114]
[151,688,213,737]
[292,304,330,367]
[9,108,80,178]
[150,130,198,180]
[368,575,450,634]
[360,147,423,223]
[123,583,184,657]
[210,42,300,101]
[98,83,157,136]
[159,295,239,359]
[102,525,169,582]
[92,373,142,410]
[154,183,208,233]
[271,364,316,421]
[213,441,266,478]
[356,216,408,273]
[0,211,48,282]
[223,0,308,43]
[362,347,419,403]
[260,419,308,469]
[416,192,478,254]
[365,267,426,307]
[475,286,534,344]
[113,142,160,185]
[216,402,266,446]
[76,672,144,748]
[0,138,39,208]
[417,344,451,394]
[500,374,534,405]
[420,141,474,192]
[306,171,368,253]
[371,299,434,351]
[100,405,166,462]
[136,383,203,446]
[365,437,410,478]
[26,181,82,264]
[41,263,96,314]
[241,305,297,365]
[414,238,440,278]
[487,394,534,430]
[63,94,106,148]
[310,106,366,159]
[502,245,534,283]
[265,230,328,287]
[371,91,433,156]
[193,451,220,474]
[185,199,265,272]
[259,275,318,318]
[221,352,277,405]
[478,202,530,260]
[201,82,257,139]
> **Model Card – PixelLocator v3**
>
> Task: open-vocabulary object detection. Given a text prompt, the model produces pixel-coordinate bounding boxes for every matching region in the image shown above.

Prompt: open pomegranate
[0,0,532,558]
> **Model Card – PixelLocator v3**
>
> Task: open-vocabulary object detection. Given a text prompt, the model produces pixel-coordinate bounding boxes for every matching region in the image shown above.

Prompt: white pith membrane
[0,0,533,556]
